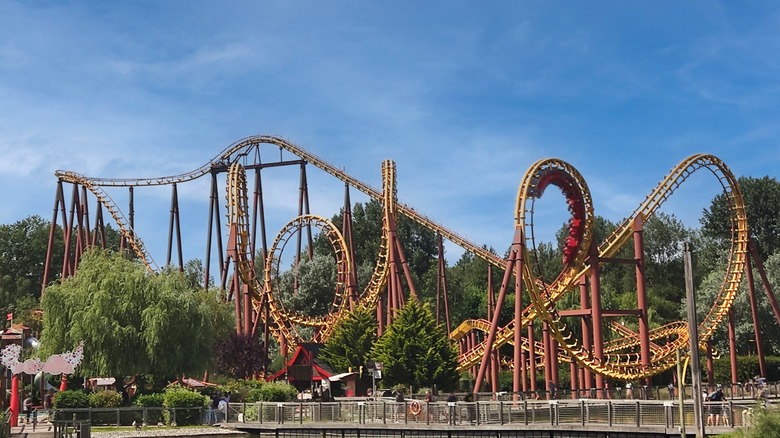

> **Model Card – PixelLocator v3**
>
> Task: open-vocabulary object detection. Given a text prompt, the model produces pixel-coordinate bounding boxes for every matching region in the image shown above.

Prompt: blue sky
[1,1,779,267]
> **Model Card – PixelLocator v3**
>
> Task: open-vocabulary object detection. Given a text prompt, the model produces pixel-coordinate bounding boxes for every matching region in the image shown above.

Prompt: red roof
[267,343,335,382]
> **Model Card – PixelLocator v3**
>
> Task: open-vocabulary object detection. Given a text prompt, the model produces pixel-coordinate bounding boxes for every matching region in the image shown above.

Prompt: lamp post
[683,242,705,438]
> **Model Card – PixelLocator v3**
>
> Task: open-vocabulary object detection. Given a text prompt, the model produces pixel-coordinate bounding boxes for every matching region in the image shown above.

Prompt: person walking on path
[394,390,405,423]
[22,394,33,424]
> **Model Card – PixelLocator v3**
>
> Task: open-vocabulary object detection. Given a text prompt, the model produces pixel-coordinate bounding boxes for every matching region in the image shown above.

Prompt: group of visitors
[206,391,229,425]
[21,390,54,424]
[704,384,728,426]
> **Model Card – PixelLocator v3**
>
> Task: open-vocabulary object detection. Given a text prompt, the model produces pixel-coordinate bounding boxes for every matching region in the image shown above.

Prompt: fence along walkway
[226,398,749,431]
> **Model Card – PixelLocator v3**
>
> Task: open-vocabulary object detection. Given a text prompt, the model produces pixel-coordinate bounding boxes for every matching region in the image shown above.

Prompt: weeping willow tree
[40,249,234,383]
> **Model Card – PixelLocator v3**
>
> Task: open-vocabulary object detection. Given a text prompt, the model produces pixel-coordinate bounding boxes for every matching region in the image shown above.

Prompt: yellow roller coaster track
[225,159,405,347]
[518,155,746,379]
[56,135,503,271]
[454,155,746,378]
[56,138,746,379]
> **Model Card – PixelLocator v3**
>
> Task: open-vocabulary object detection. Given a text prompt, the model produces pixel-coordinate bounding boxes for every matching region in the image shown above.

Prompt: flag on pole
[6,312,12,321]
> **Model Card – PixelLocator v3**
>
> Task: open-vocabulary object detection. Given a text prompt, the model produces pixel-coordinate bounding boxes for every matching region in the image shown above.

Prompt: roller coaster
[44,135,779,396]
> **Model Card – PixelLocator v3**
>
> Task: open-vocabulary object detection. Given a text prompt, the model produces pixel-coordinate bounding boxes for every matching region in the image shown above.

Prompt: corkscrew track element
[515,154,747,378]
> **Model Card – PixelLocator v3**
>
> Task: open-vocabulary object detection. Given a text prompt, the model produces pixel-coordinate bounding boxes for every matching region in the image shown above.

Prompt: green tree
[40,249,234,381]
[698,252,780,356]
[315,199,439,303]
[278,253,337,318]
[212,332,268,379]
[371,298,459,391]
[0,216,63,317]
[319,307,377,372]
[445,248,501,327]
[701,176,780,261]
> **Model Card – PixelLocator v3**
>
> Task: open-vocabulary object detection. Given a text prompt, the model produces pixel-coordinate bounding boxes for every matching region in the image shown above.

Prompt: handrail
[1,408,10,438]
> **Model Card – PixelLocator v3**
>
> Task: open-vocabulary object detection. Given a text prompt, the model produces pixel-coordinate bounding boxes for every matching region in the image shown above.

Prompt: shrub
[256,382,297,402]
[162,387,208,426]
[133,393,164,407]
[132,393,165,425]
[53,390,89,409]
[221,379,266,403]
[246,388,264,403]
[89,390,122,408]
[745,409,780,438]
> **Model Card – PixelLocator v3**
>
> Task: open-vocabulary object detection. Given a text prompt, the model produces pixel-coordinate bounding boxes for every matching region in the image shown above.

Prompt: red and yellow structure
[43,136,779,396]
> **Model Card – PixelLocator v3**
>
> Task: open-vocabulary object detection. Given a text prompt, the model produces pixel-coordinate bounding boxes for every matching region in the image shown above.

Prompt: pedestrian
[23,393,33,424]
[464,393,476,424]
[207,392,219,424]
[44,391,53,410]
[755,376,767,400]
[446,393,458,424]
[707,385,726,426]
[217,395,228,423]
[424,389,434,421]
[394,390,405,423]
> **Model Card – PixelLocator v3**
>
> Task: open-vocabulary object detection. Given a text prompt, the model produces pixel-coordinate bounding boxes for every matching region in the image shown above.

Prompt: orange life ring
[409,400,422,416]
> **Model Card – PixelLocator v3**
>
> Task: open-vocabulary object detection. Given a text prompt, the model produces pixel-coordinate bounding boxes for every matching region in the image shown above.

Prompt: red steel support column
[437,234,452,333]
[9,374,19,427]
[91,200,106,248]
[61,184,78,279]
[633,215,652,387]
[513,232,525,399]
[167,183,184,269]
[579,276,593,394]
[393,236,418,300]
[128,186,135,245]
[470,331,478,379]
[521,347,528,394]
[342,184,359,311]
[745,254,767,377]
[42,181,65,295]
[243,283,252,336]
[706,340,714,390]
[552,336,560,394]
[377,295,384,337]
[727,309,739,391]
[748,240,780,327]
[488,265,499,396]
[232,273,242,334]
[204,173,218,289]
[543,322,552,399]
[387,240,398,327]
[473,234,519,396]
[579,275,593,397]
[528,324,537,395]
[570,359,579,399]
[75,186,88,267]
[589,240,605,397]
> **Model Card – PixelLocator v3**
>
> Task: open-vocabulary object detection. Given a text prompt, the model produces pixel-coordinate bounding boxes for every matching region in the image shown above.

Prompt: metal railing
[53,419,91,438]
[226,399,753,429]
[474,381,778,402]
[53,407,205,427]
[1,408,10,438]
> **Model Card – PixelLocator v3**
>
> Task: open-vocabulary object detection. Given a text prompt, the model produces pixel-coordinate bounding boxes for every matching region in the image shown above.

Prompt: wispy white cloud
[2,0,780,266]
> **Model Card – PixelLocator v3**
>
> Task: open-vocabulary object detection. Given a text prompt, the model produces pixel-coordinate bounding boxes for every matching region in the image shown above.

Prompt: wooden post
[683,242,705,438]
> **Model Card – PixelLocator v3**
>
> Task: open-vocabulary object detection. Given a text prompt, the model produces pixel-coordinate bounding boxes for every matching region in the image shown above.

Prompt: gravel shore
[91,426,248,438]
